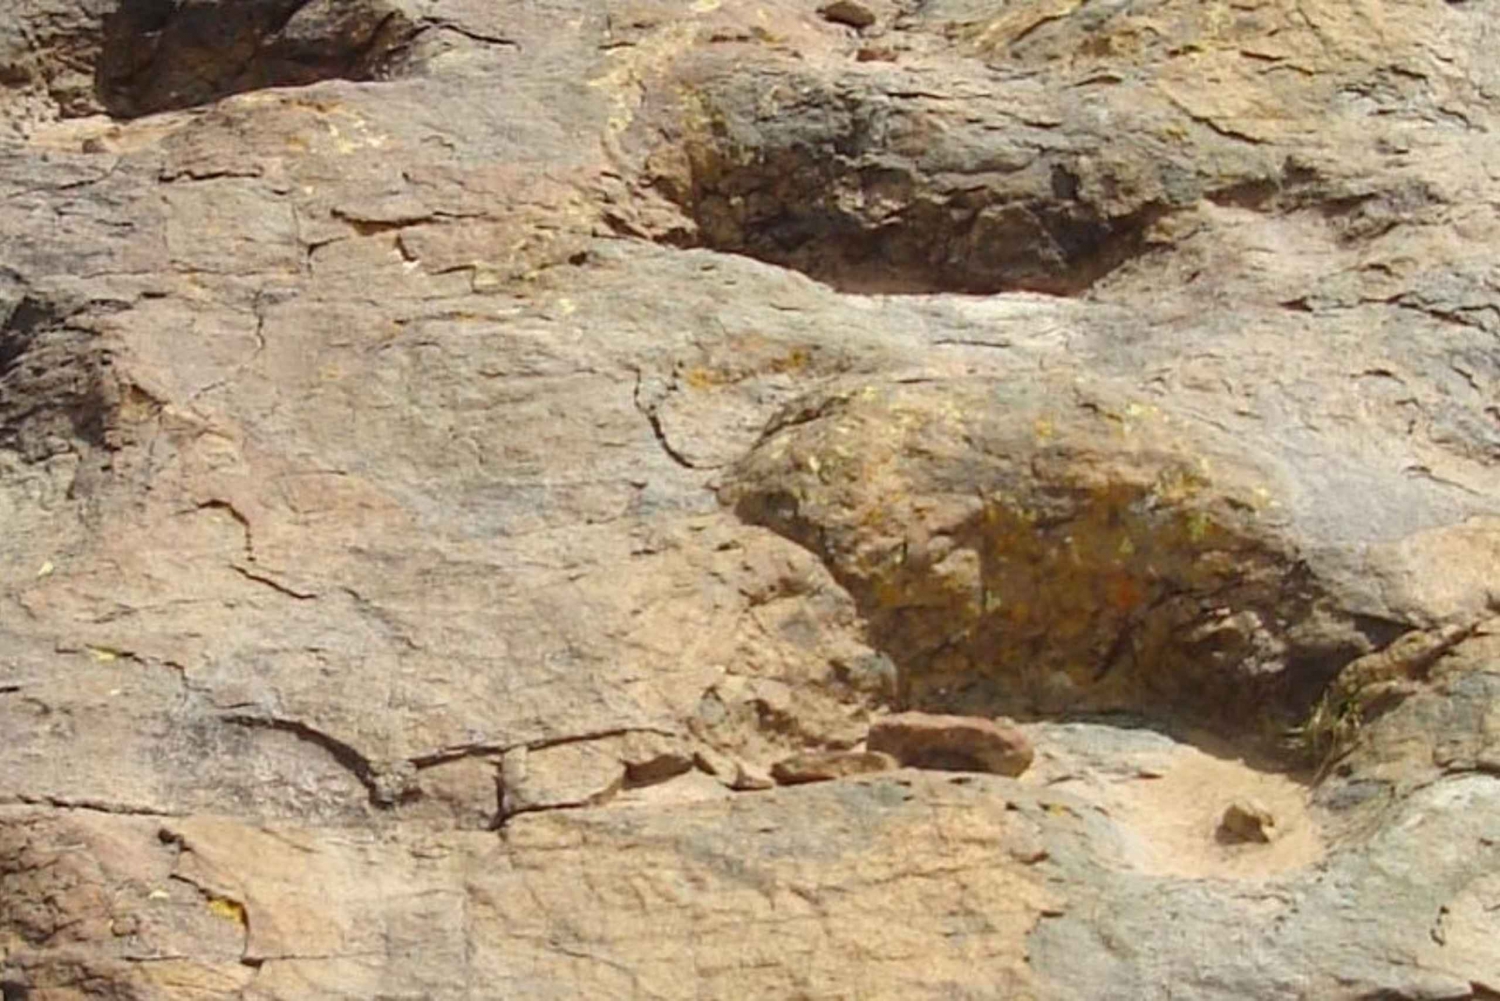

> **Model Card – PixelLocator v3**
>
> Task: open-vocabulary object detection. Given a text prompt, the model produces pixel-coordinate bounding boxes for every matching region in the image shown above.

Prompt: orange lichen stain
[1105,572,1145,611]
[681,364,738,387]
[206,897,247,927]
[680,366,724,390]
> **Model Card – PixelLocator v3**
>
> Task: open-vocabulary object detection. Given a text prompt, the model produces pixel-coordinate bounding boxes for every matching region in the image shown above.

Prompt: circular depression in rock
[721,377,1390,761]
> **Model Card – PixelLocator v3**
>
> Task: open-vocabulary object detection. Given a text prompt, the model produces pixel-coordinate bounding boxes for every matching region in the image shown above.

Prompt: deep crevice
[95,0,420,118]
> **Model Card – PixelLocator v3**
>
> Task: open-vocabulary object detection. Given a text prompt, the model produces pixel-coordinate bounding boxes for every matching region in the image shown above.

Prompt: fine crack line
[931,337,1013,349]
[229,563,318,599]
[196,498,255,560]
[419,18,520,48]
[1,795,182,817]
[630,365,698,469]
[219,714,412,807]
[410,724,679,768]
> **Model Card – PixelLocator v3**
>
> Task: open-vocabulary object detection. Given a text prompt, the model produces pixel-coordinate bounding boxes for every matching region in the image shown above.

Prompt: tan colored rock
[868,713,1034,777]
[499,743,625,818]
[730,760,776,792]
[770,749,896,785]
[1218,799,1278,845]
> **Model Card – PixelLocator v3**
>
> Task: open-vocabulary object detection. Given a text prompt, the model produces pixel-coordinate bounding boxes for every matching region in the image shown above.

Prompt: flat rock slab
[771,749,896,785]
[867,712,1034,777]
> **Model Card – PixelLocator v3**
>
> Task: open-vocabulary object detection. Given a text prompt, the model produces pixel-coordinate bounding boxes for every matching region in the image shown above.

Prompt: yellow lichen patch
[769,347,811,375]
[1183,510,1212,542]
[592,18,710,138]
[681,366,724,390]
[206,896,247,927]
[1152,463,1210,504]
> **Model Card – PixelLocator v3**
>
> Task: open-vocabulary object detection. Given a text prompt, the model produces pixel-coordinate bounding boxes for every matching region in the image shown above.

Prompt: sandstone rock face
[4,0,1500,998]
[868,711,1034,776]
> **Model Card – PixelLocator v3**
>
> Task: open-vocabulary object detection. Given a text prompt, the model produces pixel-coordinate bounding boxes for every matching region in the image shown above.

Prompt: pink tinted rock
[868,712,1034,777]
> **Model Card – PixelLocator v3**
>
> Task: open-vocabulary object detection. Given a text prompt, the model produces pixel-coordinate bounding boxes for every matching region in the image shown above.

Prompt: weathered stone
[5,0,1500,996]
[1218,799,1277,845]
[770,749,896,785]
[867,712,1034,777]
[499,743,626,819]
[818,0,879,30]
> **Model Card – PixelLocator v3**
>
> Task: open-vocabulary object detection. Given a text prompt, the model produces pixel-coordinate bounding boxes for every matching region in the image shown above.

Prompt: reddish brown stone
[867,713,1034,777]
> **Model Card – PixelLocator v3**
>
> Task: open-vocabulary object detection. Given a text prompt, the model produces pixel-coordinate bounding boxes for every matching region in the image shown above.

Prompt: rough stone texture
[4,0,1500,998]
[868,711,1034,776]
[770,748,896,784]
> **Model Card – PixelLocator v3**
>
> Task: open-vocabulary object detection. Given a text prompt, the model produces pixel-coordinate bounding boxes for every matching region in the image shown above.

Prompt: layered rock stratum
[3,1,1500,998]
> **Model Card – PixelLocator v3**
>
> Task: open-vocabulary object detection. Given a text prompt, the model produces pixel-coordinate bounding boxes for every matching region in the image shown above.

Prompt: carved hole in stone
[646,80,1166,296]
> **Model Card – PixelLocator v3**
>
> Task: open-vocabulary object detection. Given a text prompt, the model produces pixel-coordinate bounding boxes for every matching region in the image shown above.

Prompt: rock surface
[770,748,896,784]
[3,0,1500,998]
[868,711,1034,776]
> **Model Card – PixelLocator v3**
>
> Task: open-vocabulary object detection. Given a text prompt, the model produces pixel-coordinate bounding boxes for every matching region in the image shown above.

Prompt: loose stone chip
[1217,799,1277,844]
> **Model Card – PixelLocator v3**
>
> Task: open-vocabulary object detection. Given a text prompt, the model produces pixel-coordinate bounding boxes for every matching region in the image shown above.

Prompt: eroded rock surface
[3,0,1500,998]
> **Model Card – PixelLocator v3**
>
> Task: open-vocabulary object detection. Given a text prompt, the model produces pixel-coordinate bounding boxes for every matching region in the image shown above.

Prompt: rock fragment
[868,713,1034,777]
[1217,799,1277,844]
[771,750,897,785]
[819,0,879,30]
